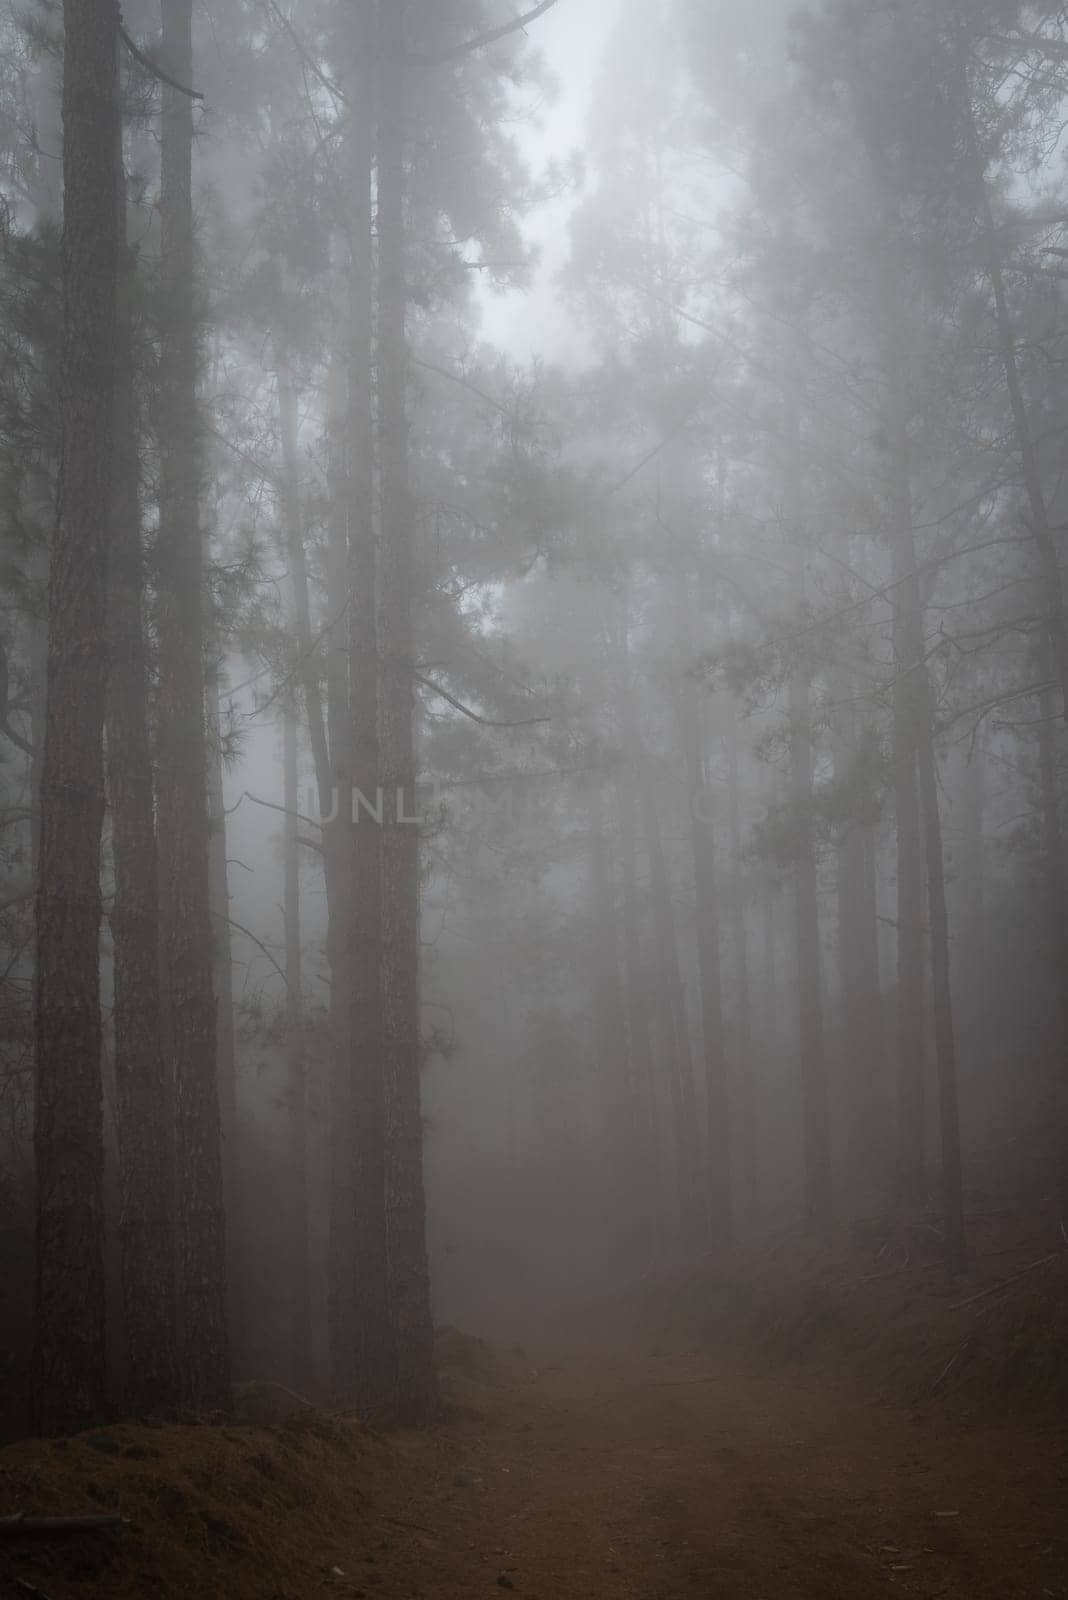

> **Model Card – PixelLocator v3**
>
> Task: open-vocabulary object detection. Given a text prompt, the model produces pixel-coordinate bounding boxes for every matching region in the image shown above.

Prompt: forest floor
[2,1339,1066,1600]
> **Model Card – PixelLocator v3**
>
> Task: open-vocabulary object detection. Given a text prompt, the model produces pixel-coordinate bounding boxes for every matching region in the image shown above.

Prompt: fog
[3,0,1068,1461]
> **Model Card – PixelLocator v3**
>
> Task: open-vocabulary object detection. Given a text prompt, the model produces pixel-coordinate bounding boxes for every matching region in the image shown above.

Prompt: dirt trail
[415,1349,1068,1600]
[4,1348,1067,1599]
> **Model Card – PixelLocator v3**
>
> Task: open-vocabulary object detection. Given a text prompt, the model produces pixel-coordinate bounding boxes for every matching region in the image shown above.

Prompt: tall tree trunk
[276,357,353,1392]
[617,761,662,1263]
[344,0,393,1418]
[283,704,310,1387]
[834,700,889,1200]
[638,758,706,1252]
[324,351,358,1404]
[376,2,437,1425]
[881,256,967,1274]
[105,112,178,1417]
[789,665,832,1236]
[588,782,633,1259]
[33,0,120,1435]
[891,611,927,1210]
[677,593,733,1250]
[952,736,990,1126]
[784,411,832,1238]
[206,692,241,1360]
[157,0,230,1406]
[726,716,757,1208]
[1036,686,1068,1224]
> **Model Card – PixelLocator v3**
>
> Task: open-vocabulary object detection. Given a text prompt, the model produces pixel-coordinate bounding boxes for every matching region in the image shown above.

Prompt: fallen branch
[949,1251,1060,1311]
[0,1514,125,1536]
[4,1572,54,1598]
[244,1378,317,1411]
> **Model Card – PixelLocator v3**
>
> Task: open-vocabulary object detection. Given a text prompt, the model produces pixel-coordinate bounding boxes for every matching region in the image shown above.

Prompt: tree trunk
[157,0,231,1407]
[677,594,733,1250]
[784,411,832,1238]
[726,716,757,1209]
[881,257,967,1274]
[891,609,927,1210]
[206,692,241,1360]
[376,2,437,1426]
[283,704,311,1388]
[789,665,832,1237]
[1035,686,1068,1224]
[324,351,358,1405]
[276,357,354,1394]
[638,758,706,1252]
[617,761,662,1264]
[588,782,633,1260]
[32,0,120,1436]
[834,701,890,1200]
[344,0,393,1418]
[105,109,178,1417]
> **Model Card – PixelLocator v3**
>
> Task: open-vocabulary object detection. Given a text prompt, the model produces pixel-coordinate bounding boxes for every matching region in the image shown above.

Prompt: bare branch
[414,671,549,728]
[262,0,347,102]
[213,909,289,991]
[243,790,323,831]
[119,19,203,100]
[0,1513,126,1536]
[413,356,514,420]
[414,0,561,67]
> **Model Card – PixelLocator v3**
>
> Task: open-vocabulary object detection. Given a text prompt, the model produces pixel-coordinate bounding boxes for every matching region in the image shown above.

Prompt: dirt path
[366,1348,1068,1600]
[4,1348,1066,1598]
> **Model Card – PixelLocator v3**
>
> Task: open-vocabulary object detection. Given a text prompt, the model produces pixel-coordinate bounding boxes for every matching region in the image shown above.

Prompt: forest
[1,0,1068,1592]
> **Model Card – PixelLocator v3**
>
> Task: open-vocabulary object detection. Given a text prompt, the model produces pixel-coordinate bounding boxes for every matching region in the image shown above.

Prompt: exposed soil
[1,1343,1065,1599]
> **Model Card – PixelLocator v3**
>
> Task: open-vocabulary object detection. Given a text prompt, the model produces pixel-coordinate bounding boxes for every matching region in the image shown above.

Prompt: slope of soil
[627,1226,1068,1419]
[1,1345,1066,1599]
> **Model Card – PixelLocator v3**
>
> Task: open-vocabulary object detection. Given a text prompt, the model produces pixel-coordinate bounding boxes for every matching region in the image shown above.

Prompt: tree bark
[638,757,706,1252]
[283,704,311,1388]
[376,0,437,1425]
[206,691,241,1359]
[157,0,231,1407]
[834,699,890,1199]
[677,593,733,1251]
[726,716,757,1208]
[617,760,662,1264]
[881,256,967,1273]
[784,410,832,1239]
[105,104,178,1417]
[344,0,393,1418]
[32,0,120,1436]
[588,781,633,1259]
[1035,685,1068,1223]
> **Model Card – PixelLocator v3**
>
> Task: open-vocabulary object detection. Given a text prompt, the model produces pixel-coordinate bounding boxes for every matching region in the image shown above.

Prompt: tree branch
[0,718,34,758]
[119,19,203,100]
[414,0,561,66]
[262,0,347,102]
[212,909,289,991]
[413,356,514,419]
[243,790,323,831]
[0,1513,126,1536]
[414,671,548,728]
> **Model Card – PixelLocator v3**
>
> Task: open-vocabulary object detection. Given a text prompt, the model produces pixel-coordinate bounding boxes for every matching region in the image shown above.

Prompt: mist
[2,0,1068,1595]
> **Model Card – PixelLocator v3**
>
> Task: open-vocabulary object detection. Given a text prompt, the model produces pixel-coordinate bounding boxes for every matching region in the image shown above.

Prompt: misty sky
[479,0,620,362]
